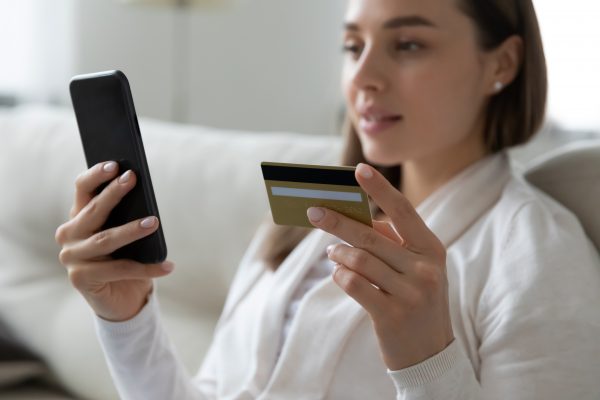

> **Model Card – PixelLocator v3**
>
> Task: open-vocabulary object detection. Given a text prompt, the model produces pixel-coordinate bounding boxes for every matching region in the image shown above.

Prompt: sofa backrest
[524,140,600,252]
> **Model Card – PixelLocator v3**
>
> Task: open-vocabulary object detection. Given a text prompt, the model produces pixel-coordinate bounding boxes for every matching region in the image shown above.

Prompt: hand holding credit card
[261,162,373,228]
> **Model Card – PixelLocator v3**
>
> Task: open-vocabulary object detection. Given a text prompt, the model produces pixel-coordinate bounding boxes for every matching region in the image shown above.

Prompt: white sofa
[0,105,598,399]
[0,105,340,399]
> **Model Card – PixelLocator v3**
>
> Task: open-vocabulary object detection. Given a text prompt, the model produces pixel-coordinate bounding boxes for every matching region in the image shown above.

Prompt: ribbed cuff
[93,289,159,337]
[387,339,460,390]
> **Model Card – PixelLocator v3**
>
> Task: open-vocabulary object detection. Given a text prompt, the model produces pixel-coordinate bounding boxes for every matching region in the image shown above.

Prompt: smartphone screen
[69,70,167,263]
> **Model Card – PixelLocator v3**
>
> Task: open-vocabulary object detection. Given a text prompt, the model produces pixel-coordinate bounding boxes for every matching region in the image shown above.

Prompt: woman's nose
[350,48,386,92]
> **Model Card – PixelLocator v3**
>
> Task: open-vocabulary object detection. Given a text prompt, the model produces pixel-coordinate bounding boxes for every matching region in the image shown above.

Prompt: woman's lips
[359,115,403,136]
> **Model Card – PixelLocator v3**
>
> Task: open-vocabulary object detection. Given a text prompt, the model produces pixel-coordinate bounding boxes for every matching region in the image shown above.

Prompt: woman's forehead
[344,0,459,27]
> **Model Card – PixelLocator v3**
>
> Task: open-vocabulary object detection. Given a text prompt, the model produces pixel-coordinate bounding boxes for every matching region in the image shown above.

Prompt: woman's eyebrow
[344,15,437,32]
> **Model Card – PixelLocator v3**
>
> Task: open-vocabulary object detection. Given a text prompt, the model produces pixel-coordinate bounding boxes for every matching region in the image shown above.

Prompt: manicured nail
[161,262,174,272]
[118,170,132,184]
[140,216,156,229]
[307,207,325,222]
[326,245,335,256]
[357,163,373,179]
[103,161,117,172]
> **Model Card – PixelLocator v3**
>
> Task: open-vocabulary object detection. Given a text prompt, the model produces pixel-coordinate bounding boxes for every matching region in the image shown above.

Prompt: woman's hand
[307,163,453,371]
[55,161,174,322]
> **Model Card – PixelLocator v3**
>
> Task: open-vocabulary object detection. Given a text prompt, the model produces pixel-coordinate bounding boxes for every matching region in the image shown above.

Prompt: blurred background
[0,0,598,136]
[0,0,347,135]
[0,2,598,398]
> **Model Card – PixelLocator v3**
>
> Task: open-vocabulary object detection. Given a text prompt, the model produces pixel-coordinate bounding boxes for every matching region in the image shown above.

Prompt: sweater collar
[415,152,510,248]
[239,153,512,396]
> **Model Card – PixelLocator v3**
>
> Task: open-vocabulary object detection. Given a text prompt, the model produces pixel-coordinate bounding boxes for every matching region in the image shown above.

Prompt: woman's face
[342,0,493,166]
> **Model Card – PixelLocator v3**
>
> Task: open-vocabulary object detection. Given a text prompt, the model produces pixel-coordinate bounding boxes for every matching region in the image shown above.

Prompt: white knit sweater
[94,153,600,399]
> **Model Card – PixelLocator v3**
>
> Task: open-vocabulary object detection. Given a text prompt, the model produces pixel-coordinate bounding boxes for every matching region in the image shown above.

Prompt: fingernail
[357,163,373,179]
[140,216,156,229]
[118,170,132,184]
[161,262,174,272]
[307,207,325,222]
[326,245,334,256]
[103,161,117,172]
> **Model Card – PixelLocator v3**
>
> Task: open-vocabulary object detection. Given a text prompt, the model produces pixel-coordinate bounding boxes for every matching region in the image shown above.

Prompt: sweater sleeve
[387,202,600,400]
[94,291,212,400]
[93,223,272,400]
[387,340,482,399]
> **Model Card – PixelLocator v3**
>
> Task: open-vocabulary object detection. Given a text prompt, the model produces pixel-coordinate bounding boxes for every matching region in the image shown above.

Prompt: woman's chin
[361,146,403,167]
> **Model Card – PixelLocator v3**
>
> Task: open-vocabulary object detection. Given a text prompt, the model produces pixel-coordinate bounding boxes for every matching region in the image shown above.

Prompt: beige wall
[70,0,347,135]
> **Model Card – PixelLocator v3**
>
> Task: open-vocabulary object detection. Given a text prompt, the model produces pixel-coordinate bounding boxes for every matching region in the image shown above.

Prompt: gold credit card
[261,162,373,228]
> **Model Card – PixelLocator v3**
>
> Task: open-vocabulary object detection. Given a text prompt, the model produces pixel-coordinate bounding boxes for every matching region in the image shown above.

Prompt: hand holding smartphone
[69,70,167,263]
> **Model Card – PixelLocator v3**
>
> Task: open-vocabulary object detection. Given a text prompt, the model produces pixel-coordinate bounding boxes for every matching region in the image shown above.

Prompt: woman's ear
[486,35,524,95]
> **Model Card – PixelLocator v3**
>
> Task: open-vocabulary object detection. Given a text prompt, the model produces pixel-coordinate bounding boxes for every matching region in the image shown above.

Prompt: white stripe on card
[271,186,362,202]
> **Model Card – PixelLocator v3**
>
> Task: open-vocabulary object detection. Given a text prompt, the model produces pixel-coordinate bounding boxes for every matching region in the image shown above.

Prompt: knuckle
[391,203,411,220]
[67,267,87,289]
[322,213,340,231]
[414,260,442,289]
[106,178,130,201]
[391,193,418,218]
[55,225,67,245]
[348,249,368,269]
[426,271,443,289]
[74,171,88,190]
[92,230,112,250]
[358,230,378,248]
[58,247,71,265]
[81,200,99,219]
[340,272,362,294]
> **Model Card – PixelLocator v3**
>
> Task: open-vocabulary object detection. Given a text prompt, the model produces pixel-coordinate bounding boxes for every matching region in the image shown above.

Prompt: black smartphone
[69,70,167,264]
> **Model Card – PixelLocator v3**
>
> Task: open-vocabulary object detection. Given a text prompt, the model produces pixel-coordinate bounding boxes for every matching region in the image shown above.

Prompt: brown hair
[257,0,547,270]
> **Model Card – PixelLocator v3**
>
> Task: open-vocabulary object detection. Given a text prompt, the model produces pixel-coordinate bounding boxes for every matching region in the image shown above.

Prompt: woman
[55,0,600,399]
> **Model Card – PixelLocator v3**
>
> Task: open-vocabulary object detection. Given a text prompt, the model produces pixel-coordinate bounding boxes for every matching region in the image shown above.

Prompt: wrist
[384,331,455,371]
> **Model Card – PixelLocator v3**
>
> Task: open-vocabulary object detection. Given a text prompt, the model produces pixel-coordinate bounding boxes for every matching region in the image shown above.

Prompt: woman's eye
[396,41,423,52]
[342,44,362,56]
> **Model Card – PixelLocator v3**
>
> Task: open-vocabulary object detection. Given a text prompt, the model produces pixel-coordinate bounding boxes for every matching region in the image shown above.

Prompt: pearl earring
[494,81,504,93]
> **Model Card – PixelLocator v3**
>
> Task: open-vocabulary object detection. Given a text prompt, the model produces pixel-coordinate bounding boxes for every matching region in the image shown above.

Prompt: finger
[332,263,390,318]
[69,169,137,239]
[355,163,439,254]
[327,244,413,294]
[308,207,415,273]
[75,259,175,284]
[71,161,120,218]
[373,220,404,246]
[59,216,160,265]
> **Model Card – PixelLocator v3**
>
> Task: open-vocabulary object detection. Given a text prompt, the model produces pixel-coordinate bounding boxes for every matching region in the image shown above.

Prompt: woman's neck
[400,135,488,208]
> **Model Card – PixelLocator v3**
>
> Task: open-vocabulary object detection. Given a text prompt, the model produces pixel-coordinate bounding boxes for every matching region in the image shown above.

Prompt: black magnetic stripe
[261,164,358,186]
